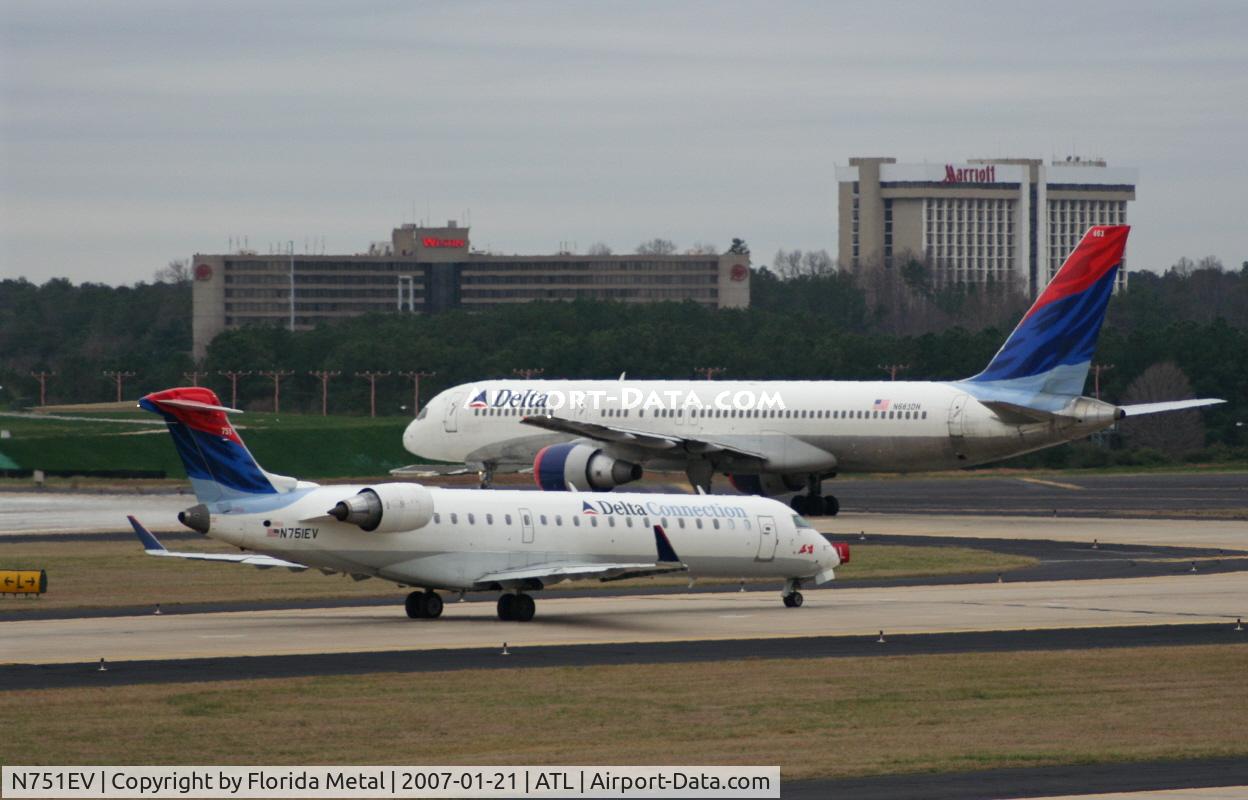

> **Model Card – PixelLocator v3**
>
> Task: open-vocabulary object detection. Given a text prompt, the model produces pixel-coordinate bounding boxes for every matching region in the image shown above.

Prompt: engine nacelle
[534,443,642,491]
[328,483,434,533]
[728,473,805,497]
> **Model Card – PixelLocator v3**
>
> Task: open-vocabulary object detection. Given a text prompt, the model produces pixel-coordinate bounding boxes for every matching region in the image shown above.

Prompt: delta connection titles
[590,498,749,519]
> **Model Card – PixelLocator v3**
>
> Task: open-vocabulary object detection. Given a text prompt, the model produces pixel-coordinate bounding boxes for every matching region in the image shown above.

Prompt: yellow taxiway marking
[1018,476,1084,490]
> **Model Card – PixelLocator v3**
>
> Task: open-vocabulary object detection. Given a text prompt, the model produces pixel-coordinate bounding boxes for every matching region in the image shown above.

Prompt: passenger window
[486,514,494,524]
[468,513,475,524]
[450,513,458,524]
[922,411,928,419]
[505,514,513,525]
[573,516,580,526]
[713,519,720,529]
[643,517,650,527]
[678,518,685,528]
[433,513,441,523]
[608,517,615,527]
[625,517,633,527]
[744,520,751,529]
[696,519,703,529]
[522,514,530,525]
[555,515,562,526]
[591,517,598,527]
[540,515,547,525]
[661,518,669,528]
[727,519,735,529]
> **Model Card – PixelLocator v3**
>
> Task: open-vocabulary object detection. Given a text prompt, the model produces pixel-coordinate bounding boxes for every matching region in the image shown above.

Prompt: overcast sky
[2,1,1245,285]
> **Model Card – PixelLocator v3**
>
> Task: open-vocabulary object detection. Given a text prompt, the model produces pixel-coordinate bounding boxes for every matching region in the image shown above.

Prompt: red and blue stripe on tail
[963,226,1129,408]
[139,387,278,502]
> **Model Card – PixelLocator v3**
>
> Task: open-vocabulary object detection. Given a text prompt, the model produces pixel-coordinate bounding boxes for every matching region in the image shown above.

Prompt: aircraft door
[444,393,462,433]
[947,394,967,439]
[755,515,778,561]
[519,507,535,544]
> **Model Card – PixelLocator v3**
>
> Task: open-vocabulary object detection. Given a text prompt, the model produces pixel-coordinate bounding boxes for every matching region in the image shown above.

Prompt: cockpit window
[415,406,429,420]
[792,514,815,530]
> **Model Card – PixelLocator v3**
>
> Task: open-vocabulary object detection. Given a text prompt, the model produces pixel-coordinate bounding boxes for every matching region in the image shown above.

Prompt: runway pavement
[4,571,1245,665]
[818,512,1248,551]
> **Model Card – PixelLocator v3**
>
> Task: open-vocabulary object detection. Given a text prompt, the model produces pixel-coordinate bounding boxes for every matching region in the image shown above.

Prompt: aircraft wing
[1117,398,1226,417]
[521,414,767,460]
[128,516,308,571]
[474,525,687,586]
[388,462,532,477]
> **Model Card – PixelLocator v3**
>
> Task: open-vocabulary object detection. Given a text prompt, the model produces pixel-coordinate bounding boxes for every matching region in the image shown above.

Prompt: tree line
[2,257,1244,461]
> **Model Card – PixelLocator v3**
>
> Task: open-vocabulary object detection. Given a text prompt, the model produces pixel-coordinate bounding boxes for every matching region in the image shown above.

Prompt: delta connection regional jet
[130,387,846,620]
[401,226,1224,515]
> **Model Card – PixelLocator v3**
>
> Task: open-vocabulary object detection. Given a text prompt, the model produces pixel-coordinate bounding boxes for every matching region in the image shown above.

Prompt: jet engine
[534,443,642,491]
[328,483,434,533]
[727,473,805,497]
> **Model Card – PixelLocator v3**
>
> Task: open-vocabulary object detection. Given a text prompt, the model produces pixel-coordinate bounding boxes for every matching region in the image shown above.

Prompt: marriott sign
[944,164,997,184]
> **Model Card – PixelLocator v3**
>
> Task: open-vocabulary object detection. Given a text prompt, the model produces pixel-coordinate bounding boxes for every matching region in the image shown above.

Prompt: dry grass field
[1,645,1244,778]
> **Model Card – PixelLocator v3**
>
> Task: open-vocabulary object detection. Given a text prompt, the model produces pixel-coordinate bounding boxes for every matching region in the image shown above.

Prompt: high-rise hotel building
[835,157,1136,295]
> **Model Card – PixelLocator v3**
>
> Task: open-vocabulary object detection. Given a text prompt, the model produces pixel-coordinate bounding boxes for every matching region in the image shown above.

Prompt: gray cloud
[3,0,1246,283]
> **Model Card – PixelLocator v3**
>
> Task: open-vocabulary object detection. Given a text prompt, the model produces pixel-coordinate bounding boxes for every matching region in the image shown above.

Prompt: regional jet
[131,387,844,620]
[401,226,1223,515]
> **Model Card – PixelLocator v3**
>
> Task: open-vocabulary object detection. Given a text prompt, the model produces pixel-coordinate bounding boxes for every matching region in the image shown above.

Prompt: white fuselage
[404,379,1112,478]
[205,486,833,590]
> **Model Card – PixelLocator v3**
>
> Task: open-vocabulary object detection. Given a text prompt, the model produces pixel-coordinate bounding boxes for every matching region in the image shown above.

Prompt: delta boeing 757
[401,226,1223,515]
[130,387,845,620]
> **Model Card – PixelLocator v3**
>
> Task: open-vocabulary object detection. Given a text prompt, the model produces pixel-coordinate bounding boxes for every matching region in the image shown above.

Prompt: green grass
[0,541,1035,612]
[2,646,1245,779]
[0,410,417,478]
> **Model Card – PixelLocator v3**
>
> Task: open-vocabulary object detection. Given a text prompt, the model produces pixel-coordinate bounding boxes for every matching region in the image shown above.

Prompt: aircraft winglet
[128,515,165,552]
[653,525,681,563]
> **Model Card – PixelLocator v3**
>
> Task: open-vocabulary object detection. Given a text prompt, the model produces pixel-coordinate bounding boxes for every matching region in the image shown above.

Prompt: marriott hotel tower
[836,157,1136,296]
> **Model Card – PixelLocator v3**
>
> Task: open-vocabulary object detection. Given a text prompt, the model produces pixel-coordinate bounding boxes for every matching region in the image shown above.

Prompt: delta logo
[463,387,552,410]
[581,501,599,515]
[468,390,489,409]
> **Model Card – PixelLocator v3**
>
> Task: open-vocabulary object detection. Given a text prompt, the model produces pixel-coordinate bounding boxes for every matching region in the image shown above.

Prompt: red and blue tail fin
[964,226,1129,409]
[140,387,283,503]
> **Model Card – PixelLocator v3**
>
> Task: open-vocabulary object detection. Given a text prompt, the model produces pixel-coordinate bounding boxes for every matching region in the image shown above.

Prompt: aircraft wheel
[791,495,807,514]
[497,593,516,621]
[405,591,427,619]
[514,593,536,622]
[423,591,444,619]
[783,591,804,608]
[825,495,840,516]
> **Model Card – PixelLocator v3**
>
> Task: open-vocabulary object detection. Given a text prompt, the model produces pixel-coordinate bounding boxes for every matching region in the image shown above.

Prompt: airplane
[401,226,1225,516]
[131,386,846,620]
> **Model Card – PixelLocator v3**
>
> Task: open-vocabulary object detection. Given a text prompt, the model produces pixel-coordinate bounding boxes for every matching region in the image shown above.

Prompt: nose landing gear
[782,578,804,608]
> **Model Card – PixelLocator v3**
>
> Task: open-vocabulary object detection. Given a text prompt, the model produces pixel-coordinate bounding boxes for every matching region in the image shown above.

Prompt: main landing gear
[497,592,536,622]
[791,474,840,517]
[478,461,496,489]
[405,590,444,619]
[782,578,804,608]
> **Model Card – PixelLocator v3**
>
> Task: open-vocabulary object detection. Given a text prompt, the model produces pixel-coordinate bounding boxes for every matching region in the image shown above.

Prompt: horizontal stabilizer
[1118,398,1226,417]
[149,397,243,414]
[128,515,307,571]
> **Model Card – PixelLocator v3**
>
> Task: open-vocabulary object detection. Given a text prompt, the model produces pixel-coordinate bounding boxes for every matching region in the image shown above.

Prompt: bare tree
[154,259,191,284]
[686,241,719,255]
[587,242,613,256]
[772,249,834,279]
[636,238,677,256]
[728,238,749,255]
[1119,361,1205,457]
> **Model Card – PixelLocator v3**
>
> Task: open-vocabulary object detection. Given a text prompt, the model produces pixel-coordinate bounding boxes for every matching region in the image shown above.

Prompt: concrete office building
[191,223,751,358]
[835,157,1136,296]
